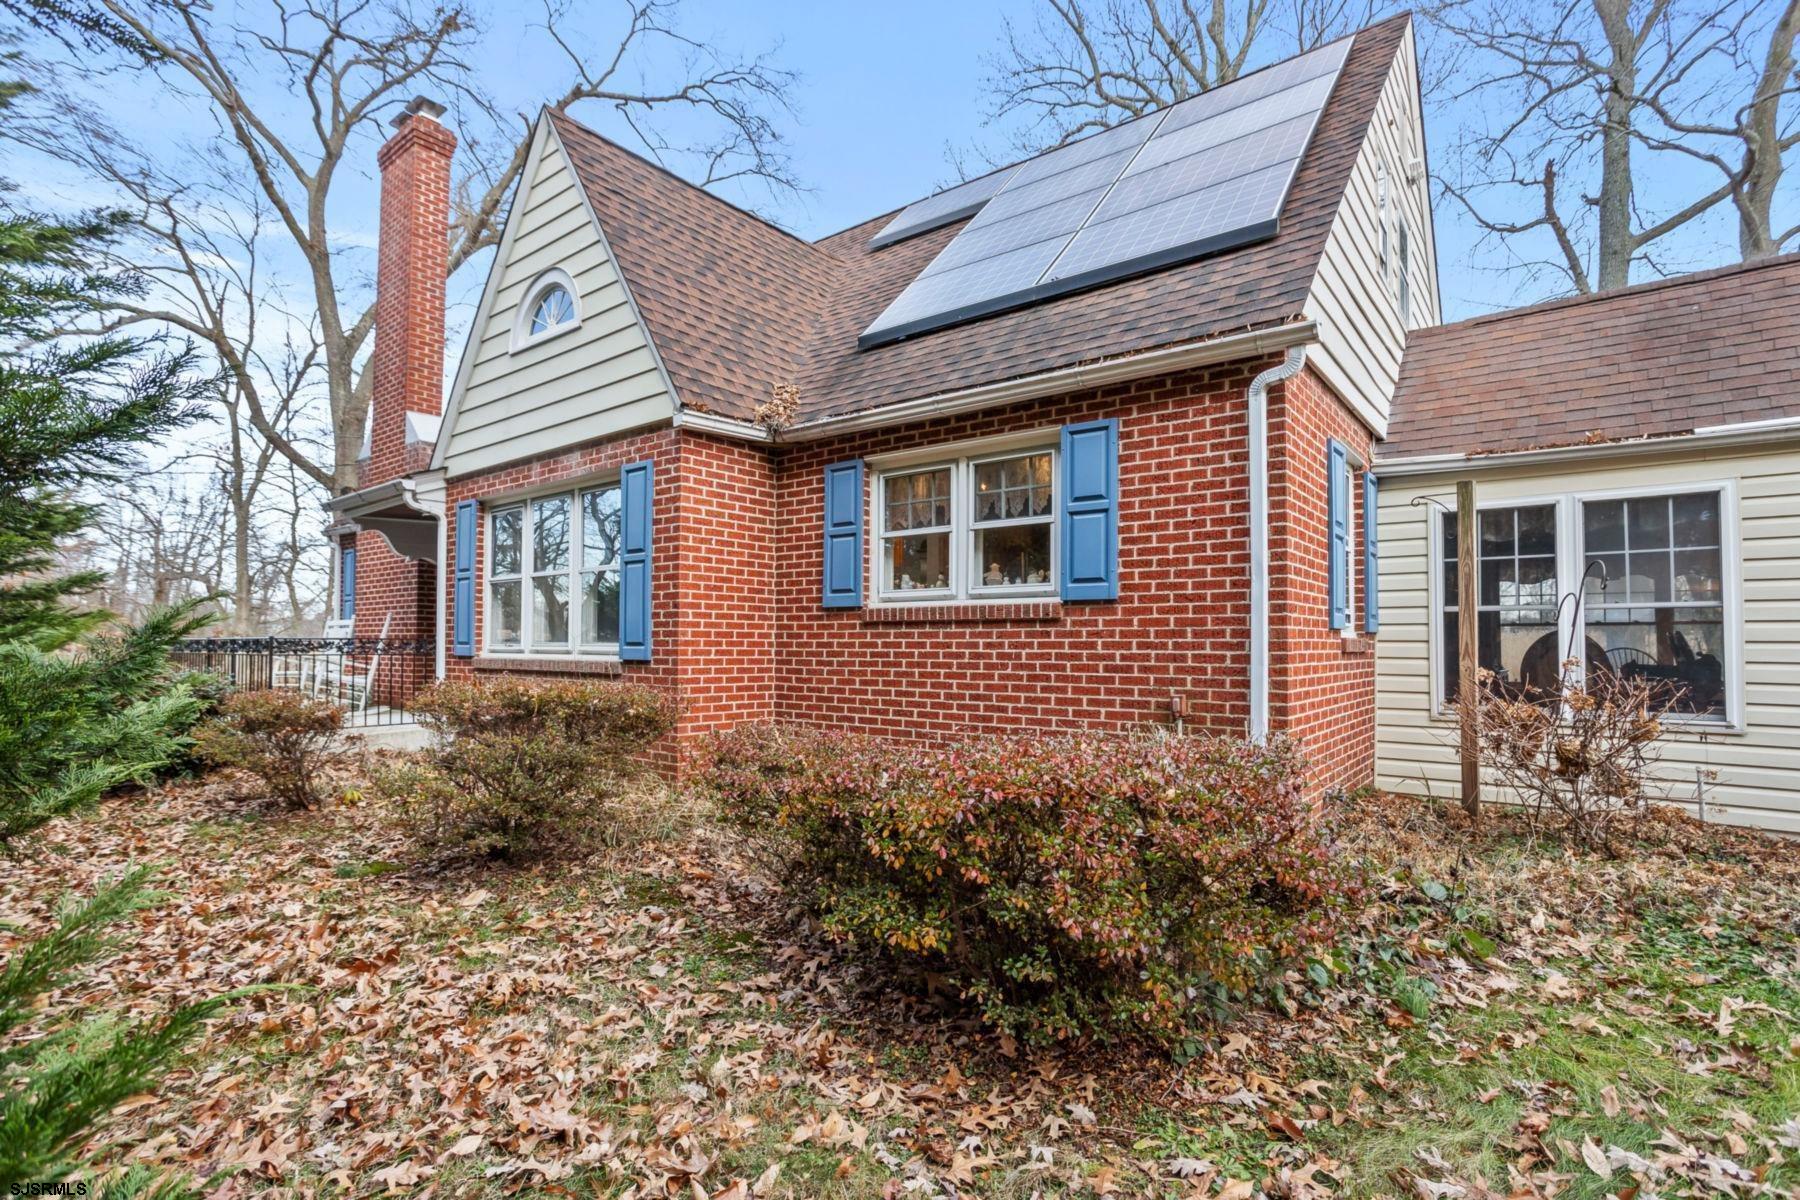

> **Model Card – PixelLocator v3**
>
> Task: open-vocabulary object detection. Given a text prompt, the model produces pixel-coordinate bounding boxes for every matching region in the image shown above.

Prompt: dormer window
[511,268,582,351]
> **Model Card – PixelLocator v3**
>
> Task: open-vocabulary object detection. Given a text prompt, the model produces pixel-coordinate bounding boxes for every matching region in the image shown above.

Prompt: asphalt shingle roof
[547,14,1412,425]
[1383,253,1800,462]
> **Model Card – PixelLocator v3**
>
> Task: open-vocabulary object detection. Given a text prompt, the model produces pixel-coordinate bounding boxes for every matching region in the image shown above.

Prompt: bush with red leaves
[695,725,1360,1047]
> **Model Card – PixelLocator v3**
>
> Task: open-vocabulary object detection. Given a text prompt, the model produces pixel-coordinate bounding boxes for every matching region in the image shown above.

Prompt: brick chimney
[367,96,455,486]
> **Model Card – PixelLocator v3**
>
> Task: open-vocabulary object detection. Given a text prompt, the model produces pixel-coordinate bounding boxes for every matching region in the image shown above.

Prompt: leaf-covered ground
[3,766,1797,1199]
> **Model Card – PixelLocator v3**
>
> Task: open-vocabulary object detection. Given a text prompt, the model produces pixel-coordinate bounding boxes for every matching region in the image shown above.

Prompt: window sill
[472,654,623,676]
[863,600,1063,624]
[1427,704,1745,737]
[1341,636,1376,656]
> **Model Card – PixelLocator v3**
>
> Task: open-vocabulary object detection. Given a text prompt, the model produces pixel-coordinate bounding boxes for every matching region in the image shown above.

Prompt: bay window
[1436,486,1733,722]
[487,479,624,655]
[877,446,1057,600]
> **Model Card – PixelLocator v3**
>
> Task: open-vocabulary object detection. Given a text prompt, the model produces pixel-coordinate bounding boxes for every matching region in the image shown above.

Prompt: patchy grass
[1,775,1795,1199]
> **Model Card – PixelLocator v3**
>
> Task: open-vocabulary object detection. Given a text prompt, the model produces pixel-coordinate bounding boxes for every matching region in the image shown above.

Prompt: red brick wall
[769,361,1269,741]
[439,427,776,762]
[431,358,1379,794]
[1267,364,1378,793]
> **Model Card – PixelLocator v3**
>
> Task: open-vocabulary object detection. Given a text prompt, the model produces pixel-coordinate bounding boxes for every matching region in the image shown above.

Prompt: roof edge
[1373,414,1800,478]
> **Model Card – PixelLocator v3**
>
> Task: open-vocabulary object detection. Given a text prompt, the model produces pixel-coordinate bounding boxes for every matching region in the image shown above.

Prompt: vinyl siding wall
[1374,440,1800,835]
[1302,19,1438,438]
[439,123,674,479]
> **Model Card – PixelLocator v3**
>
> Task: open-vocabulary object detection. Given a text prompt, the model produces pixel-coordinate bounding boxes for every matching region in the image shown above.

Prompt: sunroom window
[877,446,1057,600]
[1581,493,1725,716]
[1437,489,1731,721]
[487,480,623,655]
[1440,505,1559,701]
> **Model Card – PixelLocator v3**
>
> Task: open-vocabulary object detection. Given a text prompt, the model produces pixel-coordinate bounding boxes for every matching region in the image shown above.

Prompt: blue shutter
[821,459,864,608]
[619,459,653,661]
[1060,418,1120,602]
[1363,471,1380,633]
[1327,438,1349,630]
[451,501,475,657]
[340,546,357,621]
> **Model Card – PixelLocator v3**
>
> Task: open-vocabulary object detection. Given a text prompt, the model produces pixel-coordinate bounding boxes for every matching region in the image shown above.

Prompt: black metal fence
[171,637,435,726]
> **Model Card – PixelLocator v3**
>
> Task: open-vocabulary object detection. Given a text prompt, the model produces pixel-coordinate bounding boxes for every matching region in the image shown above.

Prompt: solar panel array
[858,35,1353,349]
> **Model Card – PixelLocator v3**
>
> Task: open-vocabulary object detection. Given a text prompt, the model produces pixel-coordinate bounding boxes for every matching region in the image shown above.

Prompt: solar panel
[858,34,1354,349]
[867,165,1020,249]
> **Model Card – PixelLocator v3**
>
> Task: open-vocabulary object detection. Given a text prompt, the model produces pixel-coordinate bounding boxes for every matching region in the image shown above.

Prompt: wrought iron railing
[171,636,435,726]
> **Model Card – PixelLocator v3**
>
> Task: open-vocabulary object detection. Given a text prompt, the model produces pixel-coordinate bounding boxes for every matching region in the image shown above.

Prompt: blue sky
[19,1,1784,350]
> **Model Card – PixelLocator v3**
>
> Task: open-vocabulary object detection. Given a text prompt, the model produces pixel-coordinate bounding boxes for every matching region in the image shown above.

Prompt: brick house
[326,15,1436,792]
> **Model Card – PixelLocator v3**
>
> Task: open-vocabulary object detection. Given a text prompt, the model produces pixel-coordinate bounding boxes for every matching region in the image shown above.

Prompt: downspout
[1248,346,1308,742]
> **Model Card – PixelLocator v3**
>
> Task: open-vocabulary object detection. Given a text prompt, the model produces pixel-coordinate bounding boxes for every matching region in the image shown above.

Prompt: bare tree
[1432,0,1794,295]
[19,0,797,494]
[983,0,1396,152]
[1627,0,1800,259]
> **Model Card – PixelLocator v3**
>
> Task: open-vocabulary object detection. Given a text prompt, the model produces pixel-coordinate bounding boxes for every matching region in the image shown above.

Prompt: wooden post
[1457,479,1480,818]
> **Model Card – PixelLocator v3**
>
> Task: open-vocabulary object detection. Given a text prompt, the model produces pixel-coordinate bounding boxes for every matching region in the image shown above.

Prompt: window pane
[1673,548,1723,603]
[531,286,574,335]
[973,453,1053,525]
[1625,550,1672,603]
[1584,608,1725,716]
[583,487,621,567]
[1583,500,1624,552]
[1627,496,1670,548]
[582,570,620,645]
[1517,506,1556,556]
[886,469,949,531]
[886,532,949,591]
[975,523,1052,588]
[533,495,571,573]
[1514,556,1556,605]
[532,573,569,645]
[1479,509,1514,556]
[489,580,522,647]
[1672,492,1720,547]
[491,508,523,576]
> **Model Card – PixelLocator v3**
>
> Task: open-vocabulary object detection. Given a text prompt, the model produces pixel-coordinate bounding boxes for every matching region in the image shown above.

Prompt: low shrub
[695,725,1359,1046]
[379,677,676,862]
[192,689,345,809]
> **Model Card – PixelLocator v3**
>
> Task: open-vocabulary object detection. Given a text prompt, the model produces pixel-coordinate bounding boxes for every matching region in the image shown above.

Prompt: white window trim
[1424,479,1744,733]
[867,430,1060,606]
[483,475,624,658]
[509,267,583,353]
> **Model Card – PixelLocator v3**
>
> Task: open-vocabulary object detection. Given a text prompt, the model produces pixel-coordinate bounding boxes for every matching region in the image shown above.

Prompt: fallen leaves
[2,778,1796,1199]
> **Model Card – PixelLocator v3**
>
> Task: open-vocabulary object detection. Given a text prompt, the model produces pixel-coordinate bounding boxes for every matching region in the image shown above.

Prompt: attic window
[511,268,582,351]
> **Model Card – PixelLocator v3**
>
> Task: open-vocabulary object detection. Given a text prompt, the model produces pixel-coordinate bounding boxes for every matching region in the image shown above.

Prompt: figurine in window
[934,573,947,587]
[984,561,1005,586]
[1026,569,1045,584]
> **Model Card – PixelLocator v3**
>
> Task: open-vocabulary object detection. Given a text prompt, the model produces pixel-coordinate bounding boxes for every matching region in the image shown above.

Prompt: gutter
[1246,346,1309,743]
[1374,414,1800,478]
[779,321,1319,442]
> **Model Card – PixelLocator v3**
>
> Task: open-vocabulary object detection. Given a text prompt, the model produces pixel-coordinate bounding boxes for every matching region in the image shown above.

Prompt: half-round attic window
[511,268,582,351]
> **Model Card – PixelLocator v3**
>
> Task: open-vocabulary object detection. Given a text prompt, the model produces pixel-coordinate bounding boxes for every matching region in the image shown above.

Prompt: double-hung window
[1440,505,1559,699]
[486,479,624,655]
[1580,492,1725,717]
[877,446,1056,600]
[1436,487,1732,721]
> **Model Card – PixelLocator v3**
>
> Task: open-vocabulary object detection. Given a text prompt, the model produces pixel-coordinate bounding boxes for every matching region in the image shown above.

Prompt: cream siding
[1374,440,1800,835]
[437,121,675,480]
[1302,20,1438,437]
